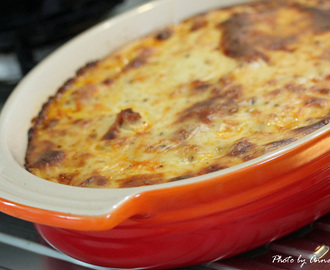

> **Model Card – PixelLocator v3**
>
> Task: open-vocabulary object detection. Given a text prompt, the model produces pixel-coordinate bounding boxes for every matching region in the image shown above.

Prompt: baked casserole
[25,0,330,188]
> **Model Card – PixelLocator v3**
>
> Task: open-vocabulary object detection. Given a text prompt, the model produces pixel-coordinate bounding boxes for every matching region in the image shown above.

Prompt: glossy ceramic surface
[36,162,329,269]
[35,128,330,268]
[0,0,329,268]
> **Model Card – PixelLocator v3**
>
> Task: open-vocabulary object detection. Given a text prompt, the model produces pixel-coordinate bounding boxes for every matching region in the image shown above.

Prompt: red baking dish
[0,0,329,269]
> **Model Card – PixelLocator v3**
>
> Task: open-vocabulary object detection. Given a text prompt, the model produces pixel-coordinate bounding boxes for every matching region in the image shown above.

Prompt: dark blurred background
[0,0,127,101]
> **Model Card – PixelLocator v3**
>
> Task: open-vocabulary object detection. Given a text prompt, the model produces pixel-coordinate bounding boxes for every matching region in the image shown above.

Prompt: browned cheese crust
[25,0,330,188]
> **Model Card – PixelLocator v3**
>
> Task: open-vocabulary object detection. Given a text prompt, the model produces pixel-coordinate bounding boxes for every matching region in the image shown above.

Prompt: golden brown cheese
[25,0,330,188]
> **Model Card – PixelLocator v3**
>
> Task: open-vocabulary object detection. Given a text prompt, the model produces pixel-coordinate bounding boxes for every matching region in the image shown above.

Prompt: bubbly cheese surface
[25,0,330,188]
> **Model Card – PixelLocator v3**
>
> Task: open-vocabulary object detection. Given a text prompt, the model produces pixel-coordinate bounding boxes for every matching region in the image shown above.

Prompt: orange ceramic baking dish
[0,0,329,269]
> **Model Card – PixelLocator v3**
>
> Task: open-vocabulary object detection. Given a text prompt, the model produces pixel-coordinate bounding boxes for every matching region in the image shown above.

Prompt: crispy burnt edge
[218,1,296,62]
[24,61,99,172]
[217,0,330,62]
[153,0,279,41]
[293,116,330,136]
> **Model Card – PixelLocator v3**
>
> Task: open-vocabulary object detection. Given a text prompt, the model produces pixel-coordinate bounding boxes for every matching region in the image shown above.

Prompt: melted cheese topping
[25,0,330,188]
